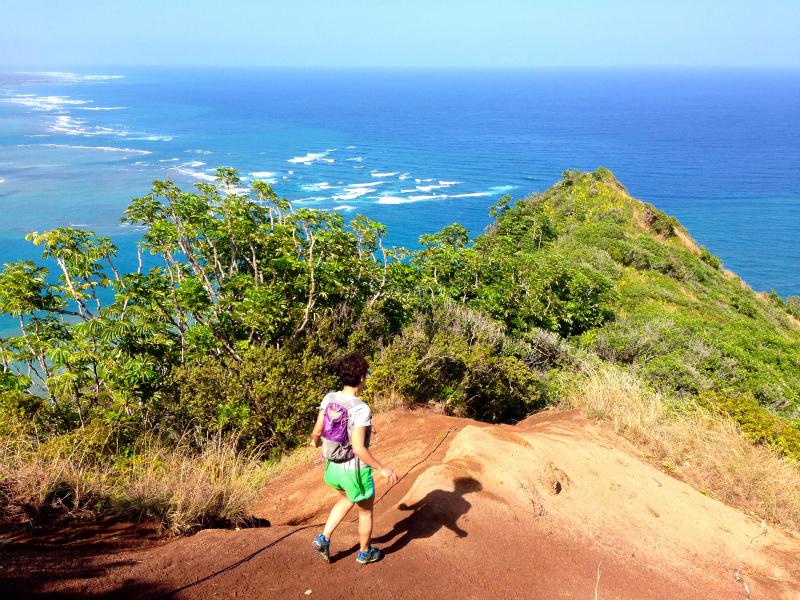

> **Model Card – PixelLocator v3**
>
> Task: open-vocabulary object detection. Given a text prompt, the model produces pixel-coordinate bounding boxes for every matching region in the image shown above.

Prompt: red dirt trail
[2,409,799,599]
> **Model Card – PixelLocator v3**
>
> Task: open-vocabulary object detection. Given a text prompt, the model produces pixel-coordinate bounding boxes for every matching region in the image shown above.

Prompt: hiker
[310,352,398,565]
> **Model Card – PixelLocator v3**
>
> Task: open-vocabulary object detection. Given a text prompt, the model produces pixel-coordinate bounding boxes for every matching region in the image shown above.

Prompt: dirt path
[3,409,799,599]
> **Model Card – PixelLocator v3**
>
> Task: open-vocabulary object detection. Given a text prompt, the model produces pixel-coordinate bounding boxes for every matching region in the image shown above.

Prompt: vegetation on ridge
[1,166,799,532]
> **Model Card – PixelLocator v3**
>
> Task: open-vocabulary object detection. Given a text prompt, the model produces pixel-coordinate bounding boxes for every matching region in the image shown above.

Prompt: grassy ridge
[526,168,799,413]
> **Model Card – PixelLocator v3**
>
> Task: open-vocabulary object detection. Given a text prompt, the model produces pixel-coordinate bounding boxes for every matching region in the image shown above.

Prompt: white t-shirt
[319,391,372,470]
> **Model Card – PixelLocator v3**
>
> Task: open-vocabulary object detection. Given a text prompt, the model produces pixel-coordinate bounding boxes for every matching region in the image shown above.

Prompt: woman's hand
[379,466,399,485]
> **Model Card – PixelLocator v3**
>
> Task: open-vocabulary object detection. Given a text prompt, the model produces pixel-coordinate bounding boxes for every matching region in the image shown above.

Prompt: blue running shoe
[356,546,381,565]
[312,534,330,563]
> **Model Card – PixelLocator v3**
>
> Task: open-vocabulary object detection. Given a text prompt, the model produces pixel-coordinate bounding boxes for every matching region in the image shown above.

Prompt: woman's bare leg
[323,489,354,539]
[355,494,374,552]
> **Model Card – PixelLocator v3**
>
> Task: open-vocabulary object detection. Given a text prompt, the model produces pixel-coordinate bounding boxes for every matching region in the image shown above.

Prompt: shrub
[368,304,546,422]
[787,296,800,318]
[643,204,680,237]
[698,391,800,461]
[699,245,722,270]
[167,338,339,451]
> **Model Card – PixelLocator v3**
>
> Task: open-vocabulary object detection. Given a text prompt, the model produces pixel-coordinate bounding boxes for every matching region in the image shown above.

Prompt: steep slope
[6,408,798,599]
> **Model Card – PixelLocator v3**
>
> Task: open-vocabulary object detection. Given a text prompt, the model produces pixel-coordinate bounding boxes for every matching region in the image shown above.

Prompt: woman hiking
[310,353,398,564]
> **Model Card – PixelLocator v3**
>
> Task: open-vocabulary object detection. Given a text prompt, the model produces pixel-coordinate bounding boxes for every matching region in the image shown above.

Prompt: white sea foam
[184,161,205,168]
[489,185,517,193]
[332,192,367,201]
[225,186,251,195]
[49,114,132,138]
[249,171,276,178]
[332,185,377,200]
[346,157,363,162]
[159,158,179,162]
[1,95,90,111]
[353,166,364,169]
[302,182,335,192]
[398,173,410,180]
[288,151,328,165]
[333,205,356,210]
[377,196,419,205]
[18,143,150,154]
[319,158,334,163]
[371,172,399,177]
[348,182,384,188]
[346,146,356,149]
[36,72,124,82]
[126,135,172,141]
[407,194,447,201]
[450,192,491,198]
[172,165,217,182]
[2,92,126,116]
[186,149,212,154]
[400,181,458,193]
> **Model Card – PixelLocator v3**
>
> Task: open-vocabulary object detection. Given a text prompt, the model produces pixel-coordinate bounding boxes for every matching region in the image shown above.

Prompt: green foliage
[1,170,399,439]
[2,165,799,470]
[167,344,336,449]
[368,304,545,422]
[699,245,722,270]
[698,391,800,461]
[769,290,800,320]
[788,296,800,319]
[643,204,680,237]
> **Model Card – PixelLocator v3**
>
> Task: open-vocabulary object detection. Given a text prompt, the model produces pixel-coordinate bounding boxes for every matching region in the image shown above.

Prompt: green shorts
[324,461,375,503]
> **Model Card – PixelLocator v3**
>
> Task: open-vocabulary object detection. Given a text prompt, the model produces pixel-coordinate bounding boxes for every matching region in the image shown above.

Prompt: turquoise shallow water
[0,68,798,295]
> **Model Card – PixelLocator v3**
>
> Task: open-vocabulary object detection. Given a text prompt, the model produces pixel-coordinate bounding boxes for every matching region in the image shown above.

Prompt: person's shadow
[373,477,482,556]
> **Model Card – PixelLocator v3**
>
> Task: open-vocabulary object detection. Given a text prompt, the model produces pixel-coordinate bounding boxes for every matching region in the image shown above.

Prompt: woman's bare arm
[351,426,398,484]
[310,410,325,448]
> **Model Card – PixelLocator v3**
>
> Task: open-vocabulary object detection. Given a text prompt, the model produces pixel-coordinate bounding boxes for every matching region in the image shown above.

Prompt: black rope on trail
[145,426,458,600]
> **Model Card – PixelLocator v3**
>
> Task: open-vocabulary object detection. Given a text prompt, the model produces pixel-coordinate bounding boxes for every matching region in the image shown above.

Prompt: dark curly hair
[332,353,369,387]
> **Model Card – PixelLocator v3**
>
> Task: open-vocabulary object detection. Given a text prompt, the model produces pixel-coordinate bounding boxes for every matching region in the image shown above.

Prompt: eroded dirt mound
[3,409,799,599]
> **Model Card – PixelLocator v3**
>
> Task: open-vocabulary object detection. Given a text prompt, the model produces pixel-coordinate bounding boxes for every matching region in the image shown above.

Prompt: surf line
[145,426,459,600]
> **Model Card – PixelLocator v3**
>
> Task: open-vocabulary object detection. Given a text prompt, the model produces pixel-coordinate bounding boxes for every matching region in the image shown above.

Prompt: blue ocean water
[0,68,798,296]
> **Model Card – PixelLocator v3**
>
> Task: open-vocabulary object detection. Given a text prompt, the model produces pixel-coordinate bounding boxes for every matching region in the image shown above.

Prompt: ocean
[0,68,798,296]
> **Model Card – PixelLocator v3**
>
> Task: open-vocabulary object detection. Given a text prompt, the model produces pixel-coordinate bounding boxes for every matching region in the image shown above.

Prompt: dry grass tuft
[560,366,800,527]
[0,432,273,535]
[371,389,408,415]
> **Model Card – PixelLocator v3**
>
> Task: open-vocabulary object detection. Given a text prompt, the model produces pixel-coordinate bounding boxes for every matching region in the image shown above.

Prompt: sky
[1,0,799,69]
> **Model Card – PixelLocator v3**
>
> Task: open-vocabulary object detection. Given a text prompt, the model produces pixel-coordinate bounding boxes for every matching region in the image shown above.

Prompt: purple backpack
[321,402,355,462]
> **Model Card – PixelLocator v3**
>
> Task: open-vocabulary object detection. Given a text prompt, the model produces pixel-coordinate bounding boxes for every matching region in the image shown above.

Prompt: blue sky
[2,0,799,68]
